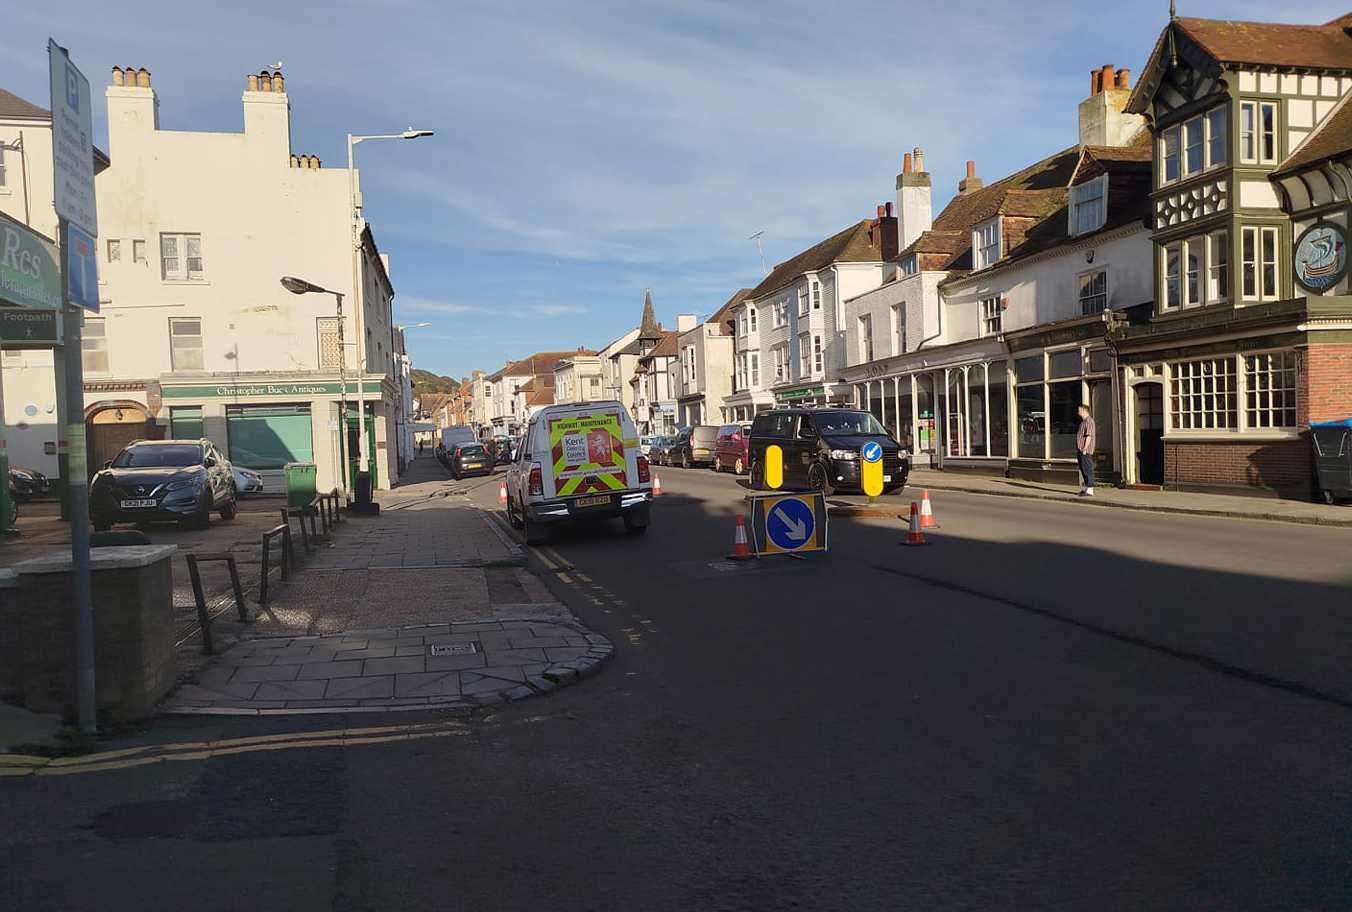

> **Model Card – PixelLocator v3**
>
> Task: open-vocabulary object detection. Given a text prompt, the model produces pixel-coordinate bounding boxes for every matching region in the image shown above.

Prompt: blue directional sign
[861,441,882,463]
[751,492,828,555]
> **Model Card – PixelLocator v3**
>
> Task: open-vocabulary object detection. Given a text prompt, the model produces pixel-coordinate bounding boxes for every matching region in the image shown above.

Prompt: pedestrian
[1076,403,1095,496]
[419,439,425,455]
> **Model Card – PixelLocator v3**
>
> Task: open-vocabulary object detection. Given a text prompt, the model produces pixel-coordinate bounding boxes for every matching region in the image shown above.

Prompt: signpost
[749,492,828,557]
[50,38,98,734]
[860,441,884,500]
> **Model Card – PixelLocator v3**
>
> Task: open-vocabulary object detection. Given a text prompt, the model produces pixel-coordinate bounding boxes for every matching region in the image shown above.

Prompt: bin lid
[1310,418,1352,428]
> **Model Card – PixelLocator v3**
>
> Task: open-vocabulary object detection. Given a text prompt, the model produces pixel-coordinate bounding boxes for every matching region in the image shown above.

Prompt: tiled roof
[748,220,886,301]
[503,350,596,377]
[1175,16,1352,70]
[901,229,967,258]
[640,331,679,361]
[708,287,751,330]
[1273,91,1352,176]
[0,88,49,121]
[527,387,554,407]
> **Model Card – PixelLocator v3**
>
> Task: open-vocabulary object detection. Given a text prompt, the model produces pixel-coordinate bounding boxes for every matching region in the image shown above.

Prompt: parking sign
[48,40,98,237]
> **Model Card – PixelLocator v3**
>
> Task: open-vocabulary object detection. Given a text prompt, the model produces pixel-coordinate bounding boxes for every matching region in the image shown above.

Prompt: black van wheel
[807,462,834,496]
[1321,489,1336,505]
[749,461,765,490]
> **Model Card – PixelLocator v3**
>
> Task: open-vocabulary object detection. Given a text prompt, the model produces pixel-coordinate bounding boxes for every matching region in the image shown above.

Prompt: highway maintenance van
[504,401,653,545]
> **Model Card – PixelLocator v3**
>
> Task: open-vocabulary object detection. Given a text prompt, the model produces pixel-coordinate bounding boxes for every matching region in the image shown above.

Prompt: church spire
[639,289,660,340]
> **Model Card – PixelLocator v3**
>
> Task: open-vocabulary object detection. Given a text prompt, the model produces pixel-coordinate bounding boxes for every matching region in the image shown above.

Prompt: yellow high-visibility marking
[766,444,783,489]
[861,457,884,498]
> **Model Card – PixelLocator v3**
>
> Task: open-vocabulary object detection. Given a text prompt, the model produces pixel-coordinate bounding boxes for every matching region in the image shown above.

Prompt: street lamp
[346,128,434,501]
[280,275,350,499]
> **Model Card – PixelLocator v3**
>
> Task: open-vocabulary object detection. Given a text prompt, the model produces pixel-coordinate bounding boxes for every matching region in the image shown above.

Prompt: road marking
[535,549,559,571]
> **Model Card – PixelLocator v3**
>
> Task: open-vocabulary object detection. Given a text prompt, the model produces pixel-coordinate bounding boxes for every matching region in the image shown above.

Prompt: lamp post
[346,129,433,502]
[280,275,349,498]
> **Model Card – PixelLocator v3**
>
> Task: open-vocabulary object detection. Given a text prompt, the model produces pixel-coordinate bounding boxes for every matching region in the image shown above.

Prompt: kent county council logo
[1294,223,1348,293]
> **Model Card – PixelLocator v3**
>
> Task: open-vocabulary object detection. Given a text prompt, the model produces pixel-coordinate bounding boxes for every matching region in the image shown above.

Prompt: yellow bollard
[765,444,784,490]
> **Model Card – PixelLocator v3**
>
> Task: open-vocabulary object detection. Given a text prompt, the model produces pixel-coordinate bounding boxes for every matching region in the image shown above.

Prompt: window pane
[1186,239,1200,305]
[1016,385,1045,458]
[1048,382,1081,459]
[1163,129,1179,181]
[170,406,204,440]
[1261,103,1276,161]
[1261,229,1277,297]
[1088,349,1113,373]
[1207,107,1227,166]
[1166,244,1180,308]
[988,362,1009,457]
[1240,103,1255,160]
[1185,117,1203,173]
[946,370,967,457]
[1015,355,1043,383]
[969,370,988,457]
[1242,229,1257,298]
[1049,349,1081,379]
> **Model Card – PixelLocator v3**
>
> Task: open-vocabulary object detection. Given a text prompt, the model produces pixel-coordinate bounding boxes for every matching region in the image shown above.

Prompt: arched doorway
[85,400,159,474]
[1131,382,1164,485]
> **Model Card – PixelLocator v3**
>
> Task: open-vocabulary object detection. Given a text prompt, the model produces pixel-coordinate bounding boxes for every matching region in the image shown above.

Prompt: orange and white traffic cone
[919,489,937,529]
[653,474,663,496]
[727,513,755,561]
[498,480,508,505]
[903,501,929,546]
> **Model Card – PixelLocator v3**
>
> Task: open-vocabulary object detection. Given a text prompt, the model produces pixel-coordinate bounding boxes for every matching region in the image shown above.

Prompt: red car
[712,424,751,475]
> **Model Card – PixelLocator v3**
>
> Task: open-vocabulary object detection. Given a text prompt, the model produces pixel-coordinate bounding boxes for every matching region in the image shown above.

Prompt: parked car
[712,424,752,475]
[438,425,479,466]
[748,407,909,495]
[449,442,494,480]
[90,439,238,531]
[8,465,51,500]
[504,400,653,545]
[648,435,674,466]
[640,435,657,457]
[232,465,265,495]
[667,425,720,468]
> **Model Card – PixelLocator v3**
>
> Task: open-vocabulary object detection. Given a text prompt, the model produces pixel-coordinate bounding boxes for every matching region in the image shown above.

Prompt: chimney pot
[1115,67,1131,89]
[913,146,925,172]
[111,66,124,86]
[885,201,893,217]
[966,160,976,178]
[903,152,913,174]
[1091,69,1101,95]
[290,154,299,168]
[136,68,151,88]
[258,71,272,92]
[247,73,259,91]
[876,204,886,218]
[272,71,284,93]
[1100,64,1115,93]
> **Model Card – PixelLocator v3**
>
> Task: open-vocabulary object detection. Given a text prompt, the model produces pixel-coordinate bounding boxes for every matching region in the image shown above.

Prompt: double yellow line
[0,719,470,779]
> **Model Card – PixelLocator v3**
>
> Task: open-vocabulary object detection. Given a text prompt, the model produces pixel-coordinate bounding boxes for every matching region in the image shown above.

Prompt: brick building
[1114,12,1352,496]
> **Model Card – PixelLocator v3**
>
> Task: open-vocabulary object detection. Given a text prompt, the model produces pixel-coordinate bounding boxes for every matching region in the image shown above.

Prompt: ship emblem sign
[1294,222,1348,293]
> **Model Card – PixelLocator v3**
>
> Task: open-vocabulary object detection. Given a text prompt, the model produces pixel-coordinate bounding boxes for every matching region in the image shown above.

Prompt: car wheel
[523,510,549,546]
[734,457,745,476]
[682,453,690,469]
[1322,489,1336,505]
[219,494,238,521]
[807,462,834,496]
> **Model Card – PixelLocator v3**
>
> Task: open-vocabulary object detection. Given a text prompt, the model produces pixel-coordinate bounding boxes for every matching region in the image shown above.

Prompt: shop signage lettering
[775,385,824,401]
[0,308,60,343]
[0,218,62,311]
[162,380,384,400]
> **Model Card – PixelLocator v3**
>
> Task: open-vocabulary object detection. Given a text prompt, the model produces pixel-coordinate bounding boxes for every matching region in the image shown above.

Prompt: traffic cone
[653,474,663,496]
[727,513,755,561]
[919,489,937,529]
[903,502,929,546]
[498,480,508,505]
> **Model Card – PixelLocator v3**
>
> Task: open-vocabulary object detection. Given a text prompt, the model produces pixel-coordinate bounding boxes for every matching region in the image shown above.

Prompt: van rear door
[542,404,638,500]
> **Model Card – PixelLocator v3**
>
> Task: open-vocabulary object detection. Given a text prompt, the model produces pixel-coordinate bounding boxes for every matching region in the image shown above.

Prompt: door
[790,414,817,487]
[1134,382,1164,485]
[344,406,377,490]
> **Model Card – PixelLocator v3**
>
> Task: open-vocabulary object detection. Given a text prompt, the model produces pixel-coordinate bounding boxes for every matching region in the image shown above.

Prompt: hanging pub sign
[1293,222,1348,293]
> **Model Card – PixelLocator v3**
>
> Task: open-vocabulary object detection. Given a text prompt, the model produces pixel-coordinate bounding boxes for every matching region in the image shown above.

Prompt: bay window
[1241,226,1280,301]
[1240,101,1277,164]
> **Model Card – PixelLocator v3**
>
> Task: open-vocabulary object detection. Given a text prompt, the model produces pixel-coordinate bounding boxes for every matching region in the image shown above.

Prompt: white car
[232,465,264,495]
[504,401,653,545]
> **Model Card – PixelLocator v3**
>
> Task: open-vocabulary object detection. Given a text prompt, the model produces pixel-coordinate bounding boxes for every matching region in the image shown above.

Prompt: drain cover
[430,642,477,657]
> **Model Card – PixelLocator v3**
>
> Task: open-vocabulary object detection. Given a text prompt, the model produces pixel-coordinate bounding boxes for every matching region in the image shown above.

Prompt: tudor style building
[1117,12,1352,495]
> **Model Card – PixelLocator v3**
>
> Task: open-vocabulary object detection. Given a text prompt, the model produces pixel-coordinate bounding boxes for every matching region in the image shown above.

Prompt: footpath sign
[750,492,828,556]
[860,441,884,498]
[0,216,62,311]
[48,39,97,237]
[0,309,60,345]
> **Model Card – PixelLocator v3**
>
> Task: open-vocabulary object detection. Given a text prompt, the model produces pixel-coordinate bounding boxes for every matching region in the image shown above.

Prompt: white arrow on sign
[772,506,807,541]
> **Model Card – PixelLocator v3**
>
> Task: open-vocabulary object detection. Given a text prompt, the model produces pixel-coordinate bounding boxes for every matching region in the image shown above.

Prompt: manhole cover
[430,643,478,657]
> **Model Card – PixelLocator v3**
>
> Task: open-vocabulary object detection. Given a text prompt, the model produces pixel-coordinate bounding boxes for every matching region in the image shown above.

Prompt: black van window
[750,415,774,438]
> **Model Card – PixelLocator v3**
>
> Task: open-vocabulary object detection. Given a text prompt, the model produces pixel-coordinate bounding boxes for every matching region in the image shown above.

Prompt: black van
[748,408,909,495]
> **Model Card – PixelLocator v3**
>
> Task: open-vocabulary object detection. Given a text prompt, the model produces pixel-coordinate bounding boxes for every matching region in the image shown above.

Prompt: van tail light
[637,453,651,484]
[528,464,544,496]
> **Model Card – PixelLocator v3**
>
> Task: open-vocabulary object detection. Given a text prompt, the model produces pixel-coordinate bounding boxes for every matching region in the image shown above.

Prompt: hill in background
[410,369,460,394]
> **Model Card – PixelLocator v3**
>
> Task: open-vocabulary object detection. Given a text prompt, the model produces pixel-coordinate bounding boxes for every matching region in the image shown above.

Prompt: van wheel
[749,462,765,490]
[523,511,549,546]
[734,457,745,476]
[807,462,834,496]
[1321,489,1336,505]
[682,453,691,469]
[506,495,524,530]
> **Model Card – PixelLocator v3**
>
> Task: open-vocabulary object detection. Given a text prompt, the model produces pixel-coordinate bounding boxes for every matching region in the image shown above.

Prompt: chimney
[677,313,697,332]
[106,63,160,152]
[1078,63,1145,147]
[243,68,292,166]
[896,144,933,251]
[870,203,899,263]
[958,160,983,195]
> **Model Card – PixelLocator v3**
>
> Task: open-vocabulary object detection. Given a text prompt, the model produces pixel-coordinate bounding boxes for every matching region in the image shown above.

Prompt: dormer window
[900,255,918,276]
[1070,176,1107,236]
[974,218,1001,269]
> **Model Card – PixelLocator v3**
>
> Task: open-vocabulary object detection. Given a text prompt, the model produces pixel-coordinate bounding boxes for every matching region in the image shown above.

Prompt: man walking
[1076,403,1095,496]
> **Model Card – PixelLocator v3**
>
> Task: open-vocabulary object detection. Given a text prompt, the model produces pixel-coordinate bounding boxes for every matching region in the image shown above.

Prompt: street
[4,467,1350,910]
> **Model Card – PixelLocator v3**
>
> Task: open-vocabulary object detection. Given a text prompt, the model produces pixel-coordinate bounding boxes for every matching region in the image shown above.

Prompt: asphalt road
[4,468,1351,911]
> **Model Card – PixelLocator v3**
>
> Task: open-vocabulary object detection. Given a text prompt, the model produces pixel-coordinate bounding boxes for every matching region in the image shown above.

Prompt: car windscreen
[692,427,719,444]
[113,445,202,468]
[458,445,486,457]
[812,411,888,437]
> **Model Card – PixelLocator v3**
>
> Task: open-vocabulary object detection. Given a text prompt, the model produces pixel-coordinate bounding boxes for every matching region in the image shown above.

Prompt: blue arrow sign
[861,441,882,464]
[766,497,815,551]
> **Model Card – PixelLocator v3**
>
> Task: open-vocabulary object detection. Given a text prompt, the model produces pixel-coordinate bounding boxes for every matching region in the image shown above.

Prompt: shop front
[721,388,775,423]
[157,375,394,494]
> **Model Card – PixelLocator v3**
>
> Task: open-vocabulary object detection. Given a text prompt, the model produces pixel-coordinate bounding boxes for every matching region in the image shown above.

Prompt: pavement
[905,466,1352,526]
[3,464,1350,909]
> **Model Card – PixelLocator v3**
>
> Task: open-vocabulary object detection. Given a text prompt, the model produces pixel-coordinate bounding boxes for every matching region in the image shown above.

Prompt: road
[4,467,1351,910]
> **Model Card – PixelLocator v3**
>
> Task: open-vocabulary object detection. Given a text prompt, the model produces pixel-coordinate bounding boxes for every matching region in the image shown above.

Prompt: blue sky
[4,0,1343,378]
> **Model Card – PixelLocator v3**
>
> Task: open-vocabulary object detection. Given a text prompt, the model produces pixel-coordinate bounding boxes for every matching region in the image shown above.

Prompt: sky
[4,0,1344,379]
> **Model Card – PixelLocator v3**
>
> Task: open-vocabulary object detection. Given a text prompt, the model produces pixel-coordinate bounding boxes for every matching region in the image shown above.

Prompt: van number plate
[573,495,613,508]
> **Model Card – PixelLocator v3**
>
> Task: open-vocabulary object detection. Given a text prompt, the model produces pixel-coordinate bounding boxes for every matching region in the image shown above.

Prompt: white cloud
[396,296,479,315]
[533,304,587,316]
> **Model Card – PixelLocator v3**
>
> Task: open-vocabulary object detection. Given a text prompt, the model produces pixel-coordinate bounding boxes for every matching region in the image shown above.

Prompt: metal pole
[347,134,371,496]
[334,291,348,499]
[59,218,96,734]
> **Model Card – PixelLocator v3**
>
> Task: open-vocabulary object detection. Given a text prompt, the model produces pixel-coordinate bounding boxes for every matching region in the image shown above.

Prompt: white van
[504,401,653,544]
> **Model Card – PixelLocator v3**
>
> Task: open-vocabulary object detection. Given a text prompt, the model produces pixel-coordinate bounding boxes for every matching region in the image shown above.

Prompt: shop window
[1015,355,1043,384]
[1244,351,1297,429]
[170,406,204,440]
[170,317,204,371]
[898,380,915,451]
[226,405,314,469]
[1090,379,1115,460]
[1016,384,1045,458]
[82,317,108,374]
[988,361,1009,457]
[1088,349,1113,374]
[1048,382,1081,458]
[1170,357,1237,430]
[915,374,936,453]
[969,368,988,458]
[946,370,967,457]
[1049,349,1081,380]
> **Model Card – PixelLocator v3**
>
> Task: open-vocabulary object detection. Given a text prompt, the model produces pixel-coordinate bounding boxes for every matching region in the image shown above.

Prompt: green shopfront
[159,376,393,495]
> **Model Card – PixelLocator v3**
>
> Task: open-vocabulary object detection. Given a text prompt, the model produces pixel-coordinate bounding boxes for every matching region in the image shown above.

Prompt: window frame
[813,335,823,374]
[0,145,6,188]
[979,296,1002,336]
[160,232,205,282]
[858,313,874,363]
[1070,175,1107,237]
[168,316,205,371]
[81,316,108,375]
[974,218,1001,269]
[798,285,809,316]
[1078,269,1108,315]
[1239,100,1278,165]
[798,332,810,377]
[1241,225,1280,301]
[106,239,121,262]
[811,280,821,310]
[1243,349,1299,430]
